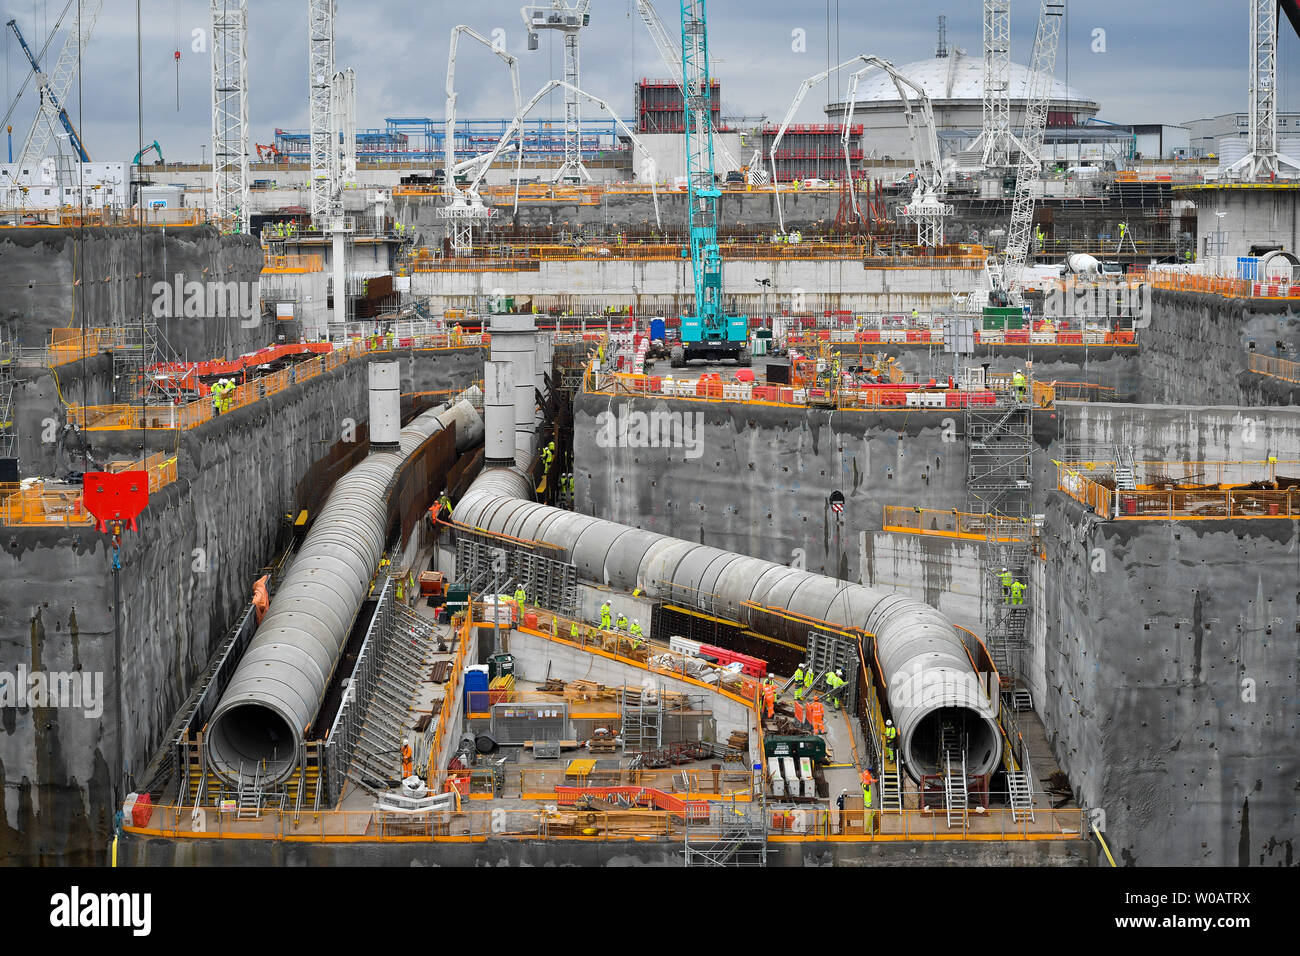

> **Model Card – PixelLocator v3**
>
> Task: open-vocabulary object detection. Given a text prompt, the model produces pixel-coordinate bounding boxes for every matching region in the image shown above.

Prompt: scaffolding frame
[210,0,249,233]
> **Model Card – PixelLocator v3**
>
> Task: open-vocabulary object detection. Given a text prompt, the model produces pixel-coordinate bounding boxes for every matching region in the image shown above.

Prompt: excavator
[132,140,164,165]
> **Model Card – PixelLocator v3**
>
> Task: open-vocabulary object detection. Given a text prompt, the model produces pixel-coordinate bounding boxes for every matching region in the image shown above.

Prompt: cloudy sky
[0,0,1294,161]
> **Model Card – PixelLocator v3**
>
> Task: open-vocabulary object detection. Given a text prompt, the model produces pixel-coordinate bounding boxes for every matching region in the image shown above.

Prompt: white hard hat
[885,719,893,727]
[836,668,843,677]
[402,737,409,745]
[634,619,640,625]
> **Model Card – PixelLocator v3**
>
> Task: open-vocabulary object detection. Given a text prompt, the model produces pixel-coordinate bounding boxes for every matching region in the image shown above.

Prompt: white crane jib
[1003,0,1064,297]
[520,1,593,183]
[18,0,102,169]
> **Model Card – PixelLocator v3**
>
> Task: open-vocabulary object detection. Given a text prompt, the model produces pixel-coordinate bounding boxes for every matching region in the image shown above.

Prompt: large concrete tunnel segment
[457,472,1001,781]
[204,390,485,787]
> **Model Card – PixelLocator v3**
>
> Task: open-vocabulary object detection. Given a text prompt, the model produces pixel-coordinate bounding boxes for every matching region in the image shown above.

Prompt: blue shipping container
[464,668,488,712]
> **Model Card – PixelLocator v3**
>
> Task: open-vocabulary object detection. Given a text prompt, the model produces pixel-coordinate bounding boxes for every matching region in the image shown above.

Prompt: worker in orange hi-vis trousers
[400,738,413,779]
[763,681,775,719]
[808,695,826,735]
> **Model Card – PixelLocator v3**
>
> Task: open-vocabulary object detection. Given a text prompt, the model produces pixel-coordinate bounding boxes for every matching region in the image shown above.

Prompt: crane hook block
[83,472,149,533]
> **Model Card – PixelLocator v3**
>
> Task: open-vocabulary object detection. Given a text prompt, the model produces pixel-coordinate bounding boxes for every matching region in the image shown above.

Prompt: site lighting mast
[520,1,593,183]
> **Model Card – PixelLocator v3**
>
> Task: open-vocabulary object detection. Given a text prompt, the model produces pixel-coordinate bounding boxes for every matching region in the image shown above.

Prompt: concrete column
[331,228,347,330]
[484,360,515,466]
[368,361,401,450]
[488,313,537,461]
[534,330,553,397]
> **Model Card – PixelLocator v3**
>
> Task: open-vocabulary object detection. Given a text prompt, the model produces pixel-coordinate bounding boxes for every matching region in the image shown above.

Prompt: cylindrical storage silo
[368,361,401,450]
[484,360,515,466]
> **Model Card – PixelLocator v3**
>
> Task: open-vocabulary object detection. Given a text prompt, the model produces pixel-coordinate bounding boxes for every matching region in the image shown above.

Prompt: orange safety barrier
[882,507,1031,542]
[66,341,483,432]
[1148,270,1300,300]
[1247,351,1300,384]
[262,254,323,273]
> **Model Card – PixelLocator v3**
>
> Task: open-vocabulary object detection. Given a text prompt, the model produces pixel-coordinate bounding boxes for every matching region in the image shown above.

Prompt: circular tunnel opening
[905,706,1001,780]
[207,703,300,786]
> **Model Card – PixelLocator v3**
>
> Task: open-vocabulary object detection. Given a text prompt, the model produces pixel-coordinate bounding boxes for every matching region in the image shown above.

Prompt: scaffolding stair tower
[683,801,768,866]
[620,685,663,756]
[968,378,1034,687]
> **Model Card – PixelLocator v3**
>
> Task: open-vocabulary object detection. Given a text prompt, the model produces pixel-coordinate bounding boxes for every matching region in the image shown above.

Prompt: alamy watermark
[594,404,705,461]
[1043,277,1152,328]
[0,665,104,718]
[151,274,260,328]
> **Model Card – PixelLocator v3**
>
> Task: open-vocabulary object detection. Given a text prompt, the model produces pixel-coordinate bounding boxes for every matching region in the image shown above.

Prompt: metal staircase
[880,768,903,814]
[236,762,264,819]
[1007,769,1034,823]
[345,599,443,793]
[944,749,968,829]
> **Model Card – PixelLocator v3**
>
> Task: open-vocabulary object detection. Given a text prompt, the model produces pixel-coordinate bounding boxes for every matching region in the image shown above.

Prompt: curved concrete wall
[456,478,999,780]
[204,393,484,786]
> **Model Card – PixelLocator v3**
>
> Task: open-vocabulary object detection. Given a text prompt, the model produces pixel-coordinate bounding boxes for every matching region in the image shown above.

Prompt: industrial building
[0,2,1295,906]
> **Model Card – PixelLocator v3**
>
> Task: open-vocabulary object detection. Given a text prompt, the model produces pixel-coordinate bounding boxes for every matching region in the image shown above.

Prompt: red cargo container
[1058,332,1083,344]
[1006,331,1030,344]
[945,391,967,408]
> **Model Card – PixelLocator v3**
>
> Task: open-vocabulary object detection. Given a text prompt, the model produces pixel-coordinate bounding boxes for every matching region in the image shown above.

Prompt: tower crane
[1002,0,1064,299]
[671,0,749,368]
[1229,0,1300,181]
[632,0,738,173]
[9,2,102,168]
[520,1,592,183]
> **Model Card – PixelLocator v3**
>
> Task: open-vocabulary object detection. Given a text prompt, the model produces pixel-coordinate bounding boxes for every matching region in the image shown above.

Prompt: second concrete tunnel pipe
[456,478,1001,781]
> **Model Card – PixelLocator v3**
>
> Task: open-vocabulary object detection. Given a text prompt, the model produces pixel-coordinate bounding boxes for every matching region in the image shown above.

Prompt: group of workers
[210,377,238,414]
[368,328,397,351]
[267,220,299,239]
[597,599,644,648]
[998,567,1027,606]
